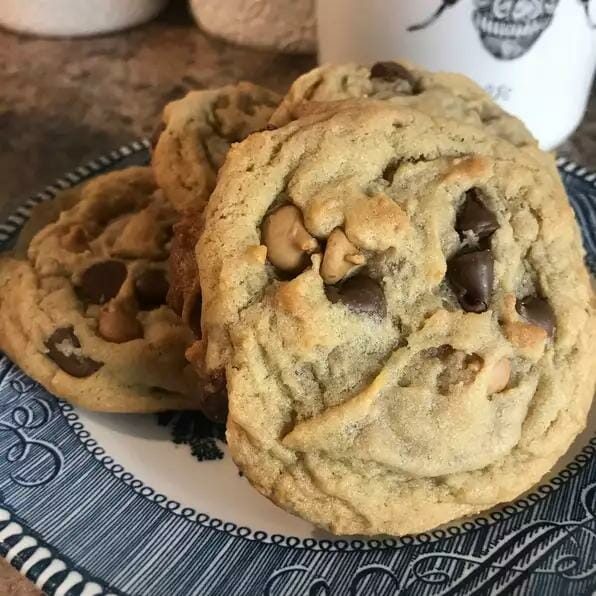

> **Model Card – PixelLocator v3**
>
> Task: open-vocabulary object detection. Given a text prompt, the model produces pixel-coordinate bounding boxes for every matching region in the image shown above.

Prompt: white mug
[317,0,596,149]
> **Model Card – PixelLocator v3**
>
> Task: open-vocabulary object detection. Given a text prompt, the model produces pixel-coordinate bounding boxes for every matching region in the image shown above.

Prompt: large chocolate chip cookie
[198,103,595,535]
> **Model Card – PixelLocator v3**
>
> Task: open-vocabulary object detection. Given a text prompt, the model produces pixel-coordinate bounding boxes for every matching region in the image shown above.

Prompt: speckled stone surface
[0,3,314,221]
[0,3,593,594]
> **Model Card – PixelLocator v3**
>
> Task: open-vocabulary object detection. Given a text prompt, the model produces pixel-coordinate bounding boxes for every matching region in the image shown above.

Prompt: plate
[0,142,594,596]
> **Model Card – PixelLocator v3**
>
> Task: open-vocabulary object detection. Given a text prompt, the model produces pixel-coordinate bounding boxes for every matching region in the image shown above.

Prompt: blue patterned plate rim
[0,142,594,596]
[58,399,596,548]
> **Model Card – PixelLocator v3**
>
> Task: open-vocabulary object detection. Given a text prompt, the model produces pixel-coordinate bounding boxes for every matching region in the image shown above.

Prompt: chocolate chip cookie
[270,61,539,150]
[167,211,204,335]
[167,211,229,423]
[152,82,280,214]
[0,167,200,413]
[154,84,280,419]
[198,103,595,535]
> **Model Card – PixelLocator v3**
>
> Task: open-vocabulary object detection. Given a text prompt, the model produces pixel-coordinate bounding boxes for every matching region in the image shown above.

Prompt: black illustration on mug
[580,0,596,25]
[409,0,567,60]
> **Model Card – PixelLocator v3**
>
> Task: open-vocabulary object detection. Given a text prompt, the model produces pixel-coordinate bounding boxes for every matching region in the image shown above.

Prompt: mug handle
[407,0,462,32]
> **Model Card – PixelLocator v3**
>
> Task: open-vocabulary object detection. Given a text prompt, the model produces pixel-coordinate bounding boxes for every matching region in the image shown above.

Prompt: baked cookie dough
[0,167,200,413]
[198,103,595,535]
[152,82,280,213]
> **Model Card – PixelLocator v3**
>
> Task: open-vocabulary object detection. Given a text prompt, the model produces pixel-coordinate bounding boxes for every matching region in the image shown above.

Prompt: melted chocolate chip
[78,260,127,304]
[447,249,494,313]
[370,61,418,91]
[456,189,499,240]
[325,274,387,318]
[194,374,228,423]
[214,94,230,109]
[382,161,399,184]
[45,327,102,377]
[134,269,169,310]
[516,296,556,338]
[201,390,228,424]
[98,308,143,343]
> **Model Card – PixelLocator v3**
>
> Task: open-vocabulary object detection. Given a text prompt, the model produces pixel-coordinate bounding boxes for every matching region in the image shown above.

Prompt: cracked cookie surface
[0,167,200,413]
[198,104,595,535]
[152,82,280,214]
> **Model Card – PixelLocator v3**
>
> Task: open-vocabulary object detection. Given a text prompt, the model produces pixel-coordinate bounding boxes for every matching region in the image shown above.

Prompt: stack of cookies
[1,61,594,536]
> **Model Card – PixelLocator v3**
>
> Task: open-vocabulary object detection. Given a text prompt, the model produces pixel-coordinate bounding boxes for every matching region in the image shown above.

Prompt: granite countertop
[0,3,594,218]
[0,3,315,220]
[0,2,594,594]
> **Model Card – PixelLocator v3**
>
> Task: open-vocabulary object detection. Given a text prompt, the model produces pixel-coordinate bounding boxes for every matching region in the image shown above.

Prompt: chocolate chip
[45,327,102,377]
[201,389,228,424]
[456,189,499,240]
[434,344,455,360]
[134,269,169,310]
[516,296,556,338]
[98,308,143,343]
[325,274,387,318]
[370,61,418,91]
[150,120,166,150]
[191,373,228,423]
[78,260,127,304]
[214,94,230,109]
[261,204,318,274]
[237,92,256,116]
[447,249,494,313]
